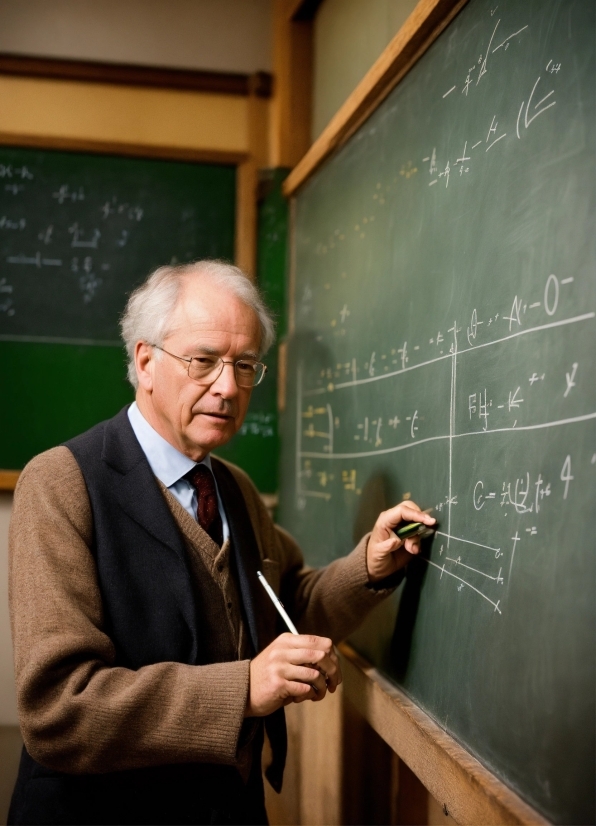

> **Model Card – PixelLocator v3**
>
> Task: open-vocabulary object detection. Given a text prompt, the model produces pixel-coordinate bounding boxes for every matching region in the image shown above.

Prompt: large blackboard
[278,0,595,822]
[0,147,240,472]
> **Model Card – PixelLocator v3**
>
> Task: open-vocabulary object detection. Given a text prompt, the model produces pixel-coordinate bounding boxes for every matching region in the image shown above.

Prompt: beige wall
[0,76,249,155]
[312,0,419,140]
[0,0,272,74]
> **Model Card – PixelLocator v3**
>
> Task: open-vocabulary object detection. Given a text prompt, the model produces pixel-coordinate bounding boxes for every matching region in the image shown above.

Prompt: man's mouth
[199,411,233,421]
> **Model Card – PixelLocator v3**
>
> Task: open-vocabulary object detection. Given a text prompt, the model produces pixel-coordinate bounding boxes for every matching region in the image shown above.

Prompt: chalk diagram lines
[294,309,596,613]
[302,312,595,397]
[295,365,335,508]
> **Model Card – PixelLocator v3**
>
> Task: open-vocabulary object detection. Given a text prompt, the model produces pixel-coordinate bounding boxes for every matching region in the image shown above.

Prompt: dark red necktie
[186,465,223,546]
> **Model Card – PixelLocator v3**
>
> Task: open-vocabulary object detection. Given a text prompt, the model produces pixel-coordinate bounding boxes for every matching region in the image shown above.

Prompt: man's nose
[209,361,239,397]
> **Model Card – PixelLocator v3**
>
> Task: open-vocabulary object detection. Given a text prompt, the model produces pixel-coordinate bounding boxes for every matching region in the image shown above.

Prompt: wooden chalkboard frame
[283,0,468,198]
[281,1,552,823]
[0,130,253,490]
[339,643,547,825]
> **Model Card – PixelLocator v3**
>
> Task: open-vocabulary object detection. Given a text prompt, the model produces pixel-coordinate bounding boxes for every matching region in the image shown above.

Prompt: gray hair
[120,259,276,389]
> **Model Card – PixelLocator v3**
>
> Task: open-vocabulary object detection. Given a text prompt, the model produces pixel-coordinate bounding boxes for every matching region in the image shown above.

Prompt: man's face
[135,277,262,461]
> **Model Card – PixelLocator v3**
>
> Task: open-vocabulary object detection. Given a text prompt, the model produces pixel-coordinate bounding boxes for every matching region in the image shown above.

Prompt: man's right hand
[245,633,342,717]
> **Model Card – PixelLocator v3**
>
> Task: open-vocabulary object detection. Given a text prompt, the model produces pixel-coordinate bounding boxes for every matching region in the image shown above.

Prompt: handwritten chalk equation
[0,216,26,231]
[52,185,85,204]
[68,222,101,249]
[100,197,144,222]
[288,2,594,620]
[0,278,15,316]
[427,9,560,190]
[6,252,62,268]
[238,412,276,439]
[294,268,595,612]
[427,73,557,189]
[0,165,33,180]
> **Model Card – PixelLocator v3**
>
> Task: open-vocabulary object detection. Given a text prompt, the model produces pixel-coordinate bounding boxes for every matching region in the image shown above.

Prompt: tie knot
[186,464,223,546]
[187,463,216,495]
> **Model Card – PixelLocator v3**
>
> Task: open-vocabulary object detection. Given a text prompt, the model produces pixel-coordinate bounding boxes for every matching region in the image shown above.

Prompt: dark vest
[9,407,285,826]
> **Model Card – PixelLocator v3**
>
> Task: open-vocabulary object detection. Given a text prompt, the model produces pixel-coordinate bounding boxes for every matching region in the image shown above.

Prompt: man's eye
[236,361,256,373]
[194,357,217,367]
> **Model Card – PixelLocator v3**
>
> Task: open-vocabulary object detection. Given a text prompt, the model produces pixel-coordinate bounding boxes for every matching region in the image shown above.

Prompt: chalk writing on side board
[0,151,235,343]
[0,148,237,471]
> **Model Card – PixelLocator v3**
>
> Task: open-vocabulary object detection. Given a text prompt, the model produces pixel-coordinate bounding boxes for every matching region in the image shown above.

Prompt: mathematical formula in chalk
[287,1,595,620]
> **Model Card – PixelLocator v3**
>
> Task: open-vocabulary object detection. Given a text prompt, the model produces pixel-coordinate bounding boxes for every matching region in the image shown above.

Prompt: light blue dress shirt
[127,401,229,543]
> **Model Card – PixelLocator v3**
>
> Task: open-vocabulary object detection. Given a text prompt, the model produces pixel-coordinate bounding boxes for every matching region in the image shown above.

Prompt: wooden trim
[287,199,297,336]
[299,684,344,825]
[287,0,324,21]
[270,0,314,168]
[283,0,468,196]
[264,702,303,824]
[277,340,288,413]
[0,470,20,491]
[0,132,247,166]
[0,53,272,98]
[338,643,548,825]
[247,89,271,171]
[235,160,258,278]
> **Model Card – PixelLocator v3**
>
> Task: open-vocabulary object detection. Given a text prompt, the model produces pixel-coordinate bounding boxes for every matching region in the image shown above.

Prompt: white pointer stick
[257,570,323,695]
[256,570,299,634]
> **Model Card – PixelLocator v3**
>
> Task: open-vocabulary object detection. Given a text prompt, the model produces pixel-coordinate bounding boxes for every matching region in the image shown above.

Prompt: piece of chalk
[397,521,436,539]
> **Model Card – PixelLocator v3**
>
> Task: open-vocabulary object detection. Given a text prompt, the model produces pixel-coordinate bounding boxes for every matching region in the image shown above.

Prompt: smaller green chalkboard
[0,146,236,471]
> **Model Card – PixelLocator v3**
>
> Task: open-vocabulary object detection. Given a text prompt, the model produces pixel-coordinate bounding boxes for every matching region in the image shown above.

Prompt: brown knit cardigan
[9,446,393,776]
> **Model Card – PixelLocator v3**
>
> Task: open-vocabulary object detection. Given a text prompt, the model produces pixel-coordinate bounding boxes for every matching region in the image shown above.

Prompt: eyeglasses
[152,345,267,387]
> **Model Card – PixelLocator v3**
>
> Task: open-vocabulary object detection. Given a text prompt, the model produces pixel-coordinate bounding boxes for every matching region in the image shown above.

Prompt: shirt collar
[127,401,212,487]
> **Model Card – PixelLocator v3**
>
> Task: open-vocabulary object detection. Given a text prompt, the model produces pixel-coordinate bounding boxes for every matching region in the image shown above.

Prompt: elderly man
[8,260,434,825]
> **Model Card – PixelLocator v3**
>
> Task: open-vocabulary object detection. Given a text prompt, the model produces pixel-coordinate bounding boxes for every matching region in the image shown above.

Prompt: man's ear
[135,341,154,392]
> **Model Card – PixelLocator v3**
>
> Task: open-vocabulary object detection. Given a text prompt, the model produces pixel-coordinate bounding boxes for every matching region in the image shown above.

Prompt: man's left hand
[366,500,436,583]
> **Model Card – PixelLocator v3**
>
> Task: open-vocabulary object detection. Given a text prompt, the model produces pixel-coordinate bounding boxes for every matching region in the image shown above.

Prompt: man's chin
[187,421,236,452]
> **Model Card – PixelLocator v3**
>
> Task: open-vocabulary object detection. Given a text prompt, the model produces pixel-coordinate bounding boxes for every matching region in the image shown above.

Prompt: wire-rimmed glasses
[152,345,267,387]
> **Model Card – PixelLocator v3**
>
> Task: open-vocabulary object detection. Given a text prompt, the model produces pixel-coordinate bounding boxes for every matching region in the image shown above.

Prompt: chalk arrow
[508,387,524,410]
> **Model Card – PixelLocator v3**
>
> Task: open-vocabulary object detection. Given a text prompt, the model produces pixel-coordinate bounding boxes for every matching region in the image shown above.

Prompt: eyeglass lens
[188,356,265,386]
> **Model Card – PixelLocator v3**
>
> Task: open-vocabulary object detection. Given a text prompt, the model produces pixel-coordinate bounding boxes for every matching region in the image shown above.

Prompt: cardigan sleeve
[223,460,400,643]
[9,447,250,774]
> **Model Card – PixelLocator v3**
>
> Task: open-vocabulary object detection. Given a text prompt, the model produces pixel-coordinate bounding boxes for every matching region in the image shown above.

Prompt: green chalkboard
[215,168,289,493]
[278,1,595,823]
[0,146,236,470]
